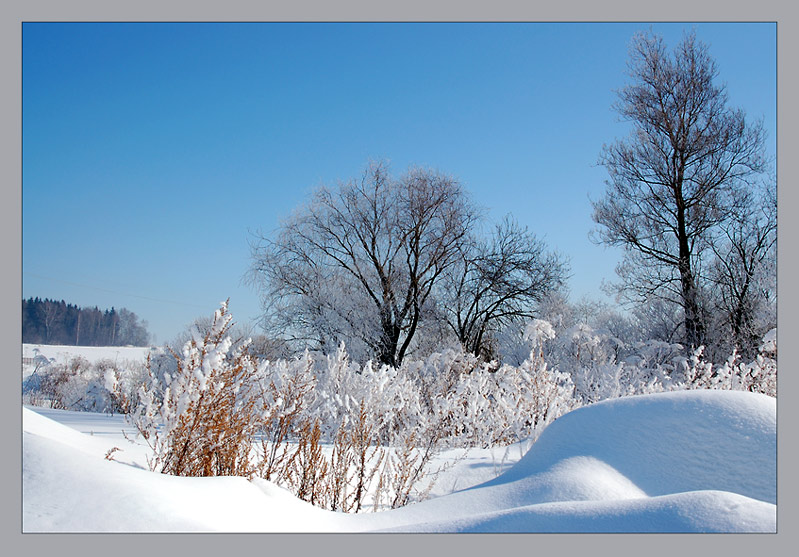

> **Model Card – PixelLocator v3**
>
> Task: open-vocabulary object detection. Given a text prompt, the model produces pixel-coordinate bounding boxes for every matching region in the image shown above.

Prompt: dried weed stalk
[286,419,329,507]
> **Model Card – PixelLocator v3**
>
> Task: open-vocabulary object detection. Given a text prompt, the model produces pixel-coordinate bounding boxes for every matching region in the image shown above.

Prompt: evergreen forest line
[22,297,151,346]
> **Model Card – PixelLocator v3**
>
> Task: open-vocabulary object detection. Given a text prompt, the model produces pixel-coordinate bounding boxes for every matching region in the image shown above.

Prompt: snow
[22,389,776,533]
[22,343,155,363]
[22,343,154,378]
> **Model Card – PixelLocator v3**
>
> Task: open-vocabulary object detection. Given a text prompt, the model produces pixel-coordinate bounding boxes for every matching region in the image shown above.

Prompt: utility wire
[23,271,209,310]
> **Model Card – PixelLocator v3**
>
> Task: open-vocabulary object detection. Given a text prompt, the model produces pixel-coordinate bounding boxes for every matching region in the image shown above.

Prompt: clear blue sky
[22,22,777,345]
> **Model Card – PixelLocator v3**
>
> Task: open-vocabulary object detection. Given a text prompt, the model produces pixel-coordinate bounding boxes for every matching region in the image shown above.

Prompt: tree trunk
[677,206,704,350]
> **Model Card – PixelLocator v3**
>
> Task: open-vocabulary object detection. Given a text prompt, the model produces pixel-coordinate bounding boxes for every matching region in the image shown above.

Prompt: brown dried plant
[160,318,261,477]
[348,399,385,513]
[385,424,446,509]
[286,418,329,507]
[324,424,355,512]
[112,300,262,478]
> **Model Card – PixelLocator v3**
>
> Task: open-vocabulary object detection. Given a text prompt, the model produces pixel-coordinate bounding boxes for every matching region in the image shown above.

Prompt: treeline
[22,297,150,346]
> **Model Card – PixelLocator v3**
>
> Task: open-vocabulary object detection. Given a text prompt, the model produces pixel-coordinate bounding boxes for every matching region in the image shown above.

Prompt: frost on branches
[679,328,777,396]
[436,321,575,448]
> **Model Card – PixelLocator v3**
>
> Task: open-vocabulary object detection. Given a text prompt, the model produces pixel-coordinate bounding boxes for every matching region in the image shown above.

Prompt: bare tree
[249,161,477,367]
[592,31,768,349]
[116,308,150,346]
[39,300,63,344]
[708,179,776,358]
[441,216,569,359]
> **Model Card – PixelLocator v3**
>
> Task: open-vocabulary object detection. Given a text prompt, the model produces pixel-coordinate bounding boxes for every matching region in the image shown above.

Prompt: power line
[22,271,209,310]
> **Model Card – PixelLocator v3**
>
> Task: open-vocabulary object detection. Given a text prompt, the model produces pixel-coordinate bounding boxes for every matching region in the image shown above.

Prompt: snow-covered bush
[102,359,150,415]
[23,355,148,413]
[113,300,263,476]
[749,329,778,396]
[679,329,777,397]
[423,321,576,449]
[253,351,317,483]
[306,344,446,511]
[571,340,685,401]
[22,357,76,409]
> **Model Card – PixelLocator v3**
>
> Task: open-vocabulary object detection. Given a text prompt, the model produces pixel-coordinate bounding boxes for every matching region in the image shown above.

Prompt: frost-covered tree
[249,160,477,367]
[592,31,768,350]
[116,308,150,346]
[249,160,569,366]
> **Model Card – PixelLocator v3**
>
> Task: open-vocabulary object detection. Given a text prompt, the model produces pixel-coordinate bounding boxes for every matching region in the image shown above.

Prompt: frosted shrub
[308,342,365,439]
[540,319,640,404]
[103,302,778,513]
[102,299,775,515]
[114,300,263,476]
[680,346,719,389]
[431,322,577,449]
[23,357,85,410]
[570,362,629,404]
[680,329,777,397]
[412,349,480,421]
[57,360,114,412]
[563,323,606,366]
[254,352,317,482]
[514,327,578,441]
[546,323,777,404]
[565,336,692,403]
[103,360,150,414]
[306,345,442,511]
[23,355,147,413]
[748,329,777,396]
[559,323,624,404]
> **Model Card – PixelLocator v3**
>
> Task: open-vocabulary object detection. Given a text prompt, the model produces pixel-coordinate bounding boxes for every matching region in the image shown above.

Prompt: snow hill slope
[22,389,776,533]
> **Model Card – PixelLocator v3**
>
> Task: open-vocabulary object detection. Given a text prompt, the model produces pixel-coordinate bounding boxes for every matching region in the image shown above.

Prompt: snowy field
[23,388,776,533]
[22,343,155,378]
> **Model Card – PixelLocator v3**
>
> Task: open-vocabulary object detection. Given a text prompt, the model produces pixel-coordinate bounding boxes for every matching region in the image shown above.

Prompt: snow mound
[381,490,776,533]
[492,389,776,503]
[22,389,776,532]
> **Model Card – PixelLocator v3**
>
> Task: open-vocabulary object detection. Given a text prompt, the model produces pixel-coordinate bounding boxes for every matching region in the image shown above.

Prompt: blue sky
[22,22,777,345]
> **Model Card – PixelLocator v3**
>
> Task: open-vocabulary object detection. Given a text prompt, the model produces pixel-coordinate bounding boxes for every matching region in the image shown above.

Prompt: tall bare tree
[592,31,768,349]
[249,161,477,367]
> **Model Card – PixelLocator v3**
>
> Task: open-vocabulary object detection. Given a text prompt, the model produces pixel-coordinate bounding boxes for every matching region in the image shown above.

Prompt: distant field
[22,344,158,378]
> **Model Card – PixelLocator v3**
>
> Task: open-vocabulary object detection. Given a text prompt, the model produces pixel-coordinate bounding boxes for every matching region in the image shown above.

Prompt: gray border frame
[4,1,795,556]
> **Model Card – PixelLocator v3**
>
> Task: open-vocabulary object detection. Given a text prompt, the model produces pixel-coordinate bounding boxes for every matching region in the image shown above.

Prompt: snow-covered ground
[22,389,776,533]
[22,343,155,378]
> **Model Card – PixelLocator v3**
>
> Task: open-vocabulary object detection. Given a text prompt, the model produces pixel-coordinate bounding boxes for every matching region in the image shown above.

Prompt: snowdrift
[22,389,776,533]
